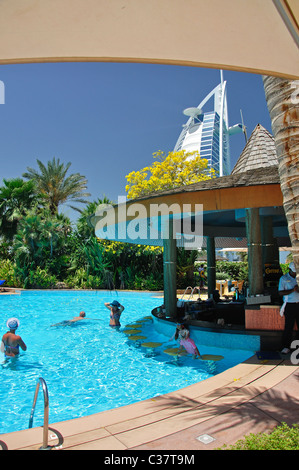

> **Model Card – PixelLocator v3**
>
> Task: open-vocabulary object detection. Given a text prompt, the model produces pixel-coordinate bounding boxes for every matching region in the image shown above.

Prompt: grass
[218,423,299,450]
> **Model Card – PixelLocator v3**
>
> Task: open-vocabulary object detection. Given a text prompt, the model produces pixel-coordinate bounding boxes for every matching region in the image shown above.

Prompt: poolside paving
[1,355,298,451]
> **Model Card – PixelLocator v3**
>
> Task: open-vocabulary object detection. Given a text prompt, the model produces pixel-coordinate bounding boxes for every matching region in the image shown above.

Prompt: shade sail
[0,0,298,79]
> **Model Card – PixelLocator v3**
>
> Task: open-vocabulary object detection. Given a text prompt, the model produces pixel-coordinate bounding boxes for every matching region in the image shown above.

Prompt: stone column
[163,218,177,319]
[246,208,264,295]
[261,216,279,265]
[207,236,216,298]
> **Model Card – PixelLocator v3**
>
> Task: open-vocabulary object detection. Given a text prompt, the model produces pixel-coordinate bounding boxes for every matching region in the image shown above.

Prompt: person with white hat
[1,318,27,357]
[278,262,299,354]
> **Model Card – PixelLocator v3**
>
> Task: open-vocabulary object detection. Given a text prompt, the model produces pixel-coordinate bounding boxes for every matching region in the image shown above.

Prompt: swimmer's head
[6,318,20,330]
[111,300,120,307]
[79,311,86,318]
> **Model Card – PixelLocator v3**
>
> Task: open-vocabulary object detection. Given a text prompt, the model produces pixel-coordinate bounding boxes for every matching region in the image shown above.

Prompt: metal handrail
[29,377,50,450]
[180,286,200,302]
[180,286,192,301]
[190,286,200,300]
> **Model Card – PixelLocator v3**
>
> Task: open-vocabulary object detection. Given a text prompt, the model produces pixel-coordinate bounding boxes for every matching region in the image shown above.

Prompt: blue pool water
[0,290,254,435]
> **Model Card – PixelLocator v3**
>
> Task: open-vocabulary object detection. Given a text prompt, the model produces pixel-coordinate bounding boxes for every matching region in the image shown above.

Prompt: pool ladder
[180,286,200,302]
[29,377,50,450]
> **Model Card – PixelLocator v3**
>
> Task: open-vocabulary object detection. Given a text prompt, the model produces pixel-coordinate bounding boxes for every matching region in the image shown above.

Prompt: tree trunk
[263,76,299,281]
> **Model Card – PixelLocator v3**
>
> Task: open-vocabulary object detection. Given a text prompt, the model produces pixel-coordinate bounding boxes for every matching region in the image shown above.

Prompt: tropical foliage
[0,156,249,291]
[0,159,164,290]
[216,261,248,281]
[12,206,72,286]
[23,157,90,214]
[0,178,39,240]
[219,422,299,450]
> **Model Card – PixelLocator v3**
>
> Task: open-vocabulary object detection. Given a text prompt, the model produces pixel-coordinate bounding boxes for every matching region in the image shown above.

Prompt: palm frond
[23,157,91,213]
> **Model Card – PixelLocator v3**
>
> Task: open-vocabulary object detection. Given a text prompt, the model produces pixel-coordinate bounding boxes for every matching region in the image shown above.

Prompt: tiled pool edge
[2,356,297,450]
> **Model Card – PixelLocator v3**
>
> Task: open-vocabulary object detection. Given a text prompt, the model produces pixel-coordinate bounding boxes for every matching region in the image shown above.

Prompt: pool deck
[1,355,298,451]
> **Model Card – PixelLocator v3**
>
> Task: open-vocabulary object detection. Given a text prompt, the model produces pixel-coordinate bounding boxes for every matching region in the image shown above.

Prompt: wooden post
[207,236,216,298]
[246,208,264,295]
[163,218,177,319]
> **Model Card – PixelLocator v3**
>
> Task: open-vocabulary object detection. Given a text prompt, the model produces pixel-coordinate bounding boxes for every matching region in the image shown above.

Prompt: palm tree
[76,196,112,240]
[13,206,72,267]
[263,76,299,276]
[82,237,114,289]
[23,157,90,214]
[0,178,38,240]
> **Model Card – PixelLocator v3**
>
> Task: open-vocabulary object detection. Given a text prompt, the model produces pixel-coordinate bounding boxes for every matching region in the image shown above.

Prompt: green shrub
[216,271,229,280]
[139,273,163,291]
[127,273,163,291]
[85,274,104,289]
[216,261,248,281]
[65,268,88,289]
[65,268,104,289]
[27,267,57,289]
[219,423,299,450]
[0,259,21,287]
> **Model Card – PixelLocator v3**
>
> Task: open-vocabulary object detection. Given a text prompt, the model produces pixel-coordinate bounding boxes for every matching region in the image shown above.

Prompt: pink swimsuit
[178,329,197,354]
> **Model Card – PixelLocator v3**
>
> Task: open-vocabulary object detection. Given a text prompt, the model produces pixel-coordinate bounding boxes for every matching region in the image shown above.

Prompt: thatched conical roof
[231,124,278,175]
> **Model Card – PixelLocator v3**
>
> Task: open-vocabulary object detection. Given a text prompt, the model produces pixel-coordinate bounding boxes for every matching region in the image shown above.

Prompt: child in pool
[171,323,201,359]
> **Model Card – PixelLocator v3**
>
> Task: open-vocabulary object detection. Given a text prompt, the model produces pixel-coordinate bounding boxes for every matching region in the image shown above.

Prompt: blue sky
[0,62,272,220]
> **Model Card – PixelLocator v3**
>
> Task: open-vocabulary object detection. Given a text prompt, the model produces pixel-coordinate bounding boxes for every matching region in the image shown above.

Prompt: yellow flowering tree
[125,150,215,199]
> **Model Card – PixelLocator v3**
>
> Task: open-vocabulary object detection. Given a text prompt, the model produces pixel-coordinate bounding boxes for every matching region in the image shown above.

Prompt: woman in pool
[172,323,201,359]
[105,300,125,328]
[1,318,27,357]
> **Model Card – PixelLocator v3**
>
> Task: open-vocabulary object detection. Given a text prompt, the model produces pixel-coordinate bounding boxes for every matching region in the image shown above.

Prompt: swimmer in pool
[1,318,27,357]
[69,311,87,323]
[51,311,89,327]
[105,301,125,328]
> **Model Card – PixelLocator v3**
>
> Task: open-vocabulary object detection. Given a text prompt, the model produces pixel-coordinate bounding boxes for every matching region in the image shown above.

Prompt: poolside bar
[92,122,297,350]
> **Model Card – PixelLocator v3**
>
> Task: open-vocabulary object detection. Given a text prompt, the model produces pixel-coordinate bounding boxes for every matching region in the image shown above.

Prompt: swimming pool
[0,290,254,435]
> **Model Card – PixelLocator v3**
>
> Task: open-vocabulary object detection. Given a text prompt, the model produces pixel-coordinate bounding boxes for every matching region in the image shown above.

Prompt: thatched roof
[231,124,278,175]
[132,165,280,203]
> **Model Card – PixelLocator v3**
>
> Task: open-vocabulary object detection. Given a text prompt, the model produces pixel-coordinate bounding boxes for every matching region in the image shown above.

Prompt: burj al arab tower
[174,72,243,176]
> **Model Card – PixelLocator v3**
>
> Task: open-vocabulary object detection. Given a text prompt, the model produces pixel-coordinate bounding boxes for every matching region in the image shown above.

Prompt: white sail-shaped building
[174,74,243,176]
